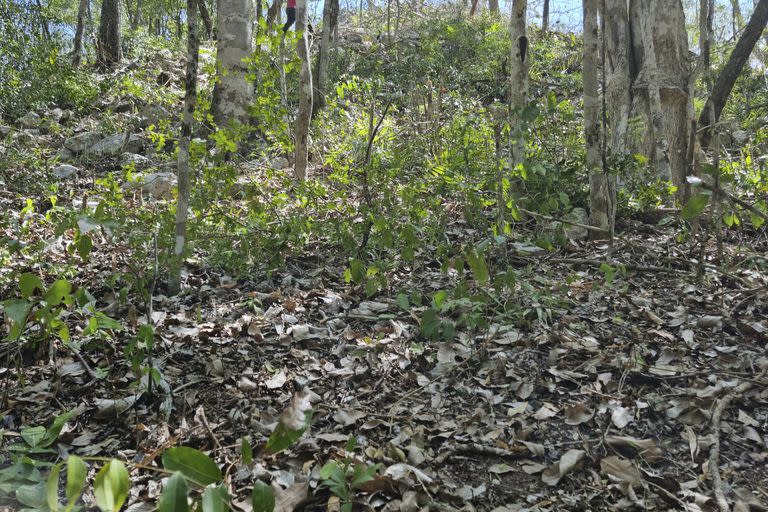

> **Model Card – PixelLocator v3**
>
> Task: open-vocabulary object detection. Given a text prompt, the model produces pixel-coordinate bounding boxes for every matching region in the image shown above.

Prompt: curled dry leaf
[564,403,594,425]
[279,388,314,431]
[611,406,633,429]
[264,370,288,389]
[541,449,586,486]
[600,456,643,486]
[605,436,663,462]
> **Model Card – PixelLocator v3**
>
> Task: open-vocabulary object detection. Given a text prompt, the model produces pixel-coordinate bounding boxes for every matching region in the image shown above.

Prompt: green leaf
[16,482,49,509]
[65,455,87,505]
[46,463,62,512]
[45,280,73,307]
[76,235,92,262]
[395,293,409,311]
[750,214,765,229]
[264,411,313,455]
[19,273,44,299]
[420,309,440,340]
[4,299,31,341]
[465,249,489,284]
[432,290,449,310]
[162,447,222,486]
[681,194,709,220]
[251,481,275,512]
[158,472,188,512]
[240,437,253,466]
[350,463,381,490]
[93,460,129,512]
[21,426,46,448]
[201,484,229,512]
[42,410,76,447]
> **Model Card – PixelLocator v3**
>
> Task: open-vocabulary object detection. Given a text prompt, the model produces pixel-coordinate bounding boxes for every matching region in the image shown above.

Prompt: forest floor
[2,65,768,512]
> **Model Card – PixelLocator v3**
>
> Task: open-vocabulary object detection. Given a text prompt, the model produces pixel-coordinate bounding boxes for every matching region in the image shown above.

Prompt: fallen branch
[434,442,528,464]
[518,208,609,234]
[547,258,687,275]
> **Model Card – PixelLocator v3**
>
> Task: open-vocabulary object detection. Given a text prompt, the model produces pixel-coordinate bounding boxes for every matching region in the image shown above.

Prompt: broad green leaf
[65,455,87,504]
[76,235,92,262]
[19,273,44,299]
[46,463,62,512]
[93,312,123,331]
[420,309,440,340]
[93,460,129,512]
[350,463,381,489]
[4,299,31,341]
[465,249,489,284]
[751,214,765,229]
[16,482,48,509]
[240,437,253,466]
[162,447,222,486]
[201,484,229,512]
[681,194,709,220]
[251,481,274,512]
[42,410,76,447]
[395,293,409,311]
[45,280,72,307]
[21,426,46,448]
[158,472,188,512]
[432,290,448,310]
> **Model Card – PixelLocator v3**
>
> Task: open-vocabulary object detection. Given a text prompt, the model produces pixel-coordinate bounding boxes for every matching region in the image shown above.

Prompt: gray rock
[0,125,11,138]
[53,164,79,178]
[732,130,749,145]
[48,108,64,123]
[88,133,131,158]
[18,112,41,128]
[56,147,77,161]
[565,207,589,240]
[121,153,151,167]
[64,132,103,153]
[124,134,144,154]
[140,172,176,198]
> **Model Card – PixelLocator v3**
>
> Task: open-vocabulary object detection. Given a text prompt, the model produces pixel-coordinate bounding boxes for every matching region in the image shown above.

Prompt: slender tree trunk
[584,0,609,238]
[199,0,213,38]
[212,0,254,126]
[267,0,282,29]
[699,0,713,70]
[730,0,744,36]
[542,0,549,31]
[489,0,499,14]
[294,0,313,180]
[509,0,528,171]
[169,0,200,296]
[97,0,122,69]
[699,0,768,149]
[72,0,89,67]
[133,0,142,30]
[313,0,338,115]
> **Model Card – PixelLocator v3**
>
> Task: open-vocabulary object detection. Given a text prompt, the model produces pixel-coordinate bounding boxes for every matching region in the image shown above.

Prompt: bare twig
[518,208,609,235]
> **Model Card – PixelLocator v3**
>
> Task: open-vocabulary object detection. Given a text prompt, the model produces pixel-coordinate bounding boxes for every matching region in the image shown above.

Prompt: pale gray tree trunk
[72,0,89,67]
[509,0,528,171]
[313,0,338,115]
[489,0,499,14]
[294,0,313,181]
[584,0,610,238]
[212,0,254,126]
[97,0,122,68]
[602,0,631,153]
[169,0,200,296]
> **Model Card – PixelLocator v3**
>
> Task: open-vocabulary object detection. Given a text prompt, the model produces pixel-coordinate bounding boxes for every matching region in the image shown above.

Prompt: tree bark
[72,0,89,67]
[542,0,549,32]
[212,0,254,126]
[169,0,200,296]
[132,0,142,30]
[509,0,528,171]
[489,0,499,15]
[699,0,768,149]
[313,0,338,115]
[97,0,122,69]
[267,0,282,29]
[602,0,631,153]
[584,0,610,238]
[730,0,744,36]
[294,0,313,181]
[199,0,213,38]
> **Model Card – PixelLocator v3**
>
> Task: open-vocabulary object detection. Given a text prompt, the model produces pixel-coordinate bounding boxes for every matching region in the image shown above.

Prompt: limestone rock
[88,133,128,157]
[565,207,589,240]
[0,125,11,138]
[18,112,41,128]
[125,172,176,199]
[121,153,151,167]
[53,164,79,179]
[64,132,103,153]
[732,130,749,145]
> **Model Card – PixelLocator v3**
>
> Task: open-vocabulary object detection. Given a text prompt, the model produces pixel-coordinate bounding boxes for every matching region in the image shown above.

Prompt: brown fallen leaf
[541,449,585,486]
[600,455,643,486]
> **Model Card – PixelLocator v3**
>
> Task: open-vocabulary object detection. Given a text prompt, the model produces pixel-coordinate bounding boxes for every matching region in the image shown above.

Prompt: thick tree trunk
[313,0,338,115]
[699,0,768,149]
[169,0,200,296]
[542,0,549,32]
[294,0,313,181]
[584,0,610,238]
[72,0,89,67]
[212,0,254,126]
[509,0,528,171]
[489,0,499,14]
[602,0,632,153]
[97,0,122,69]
